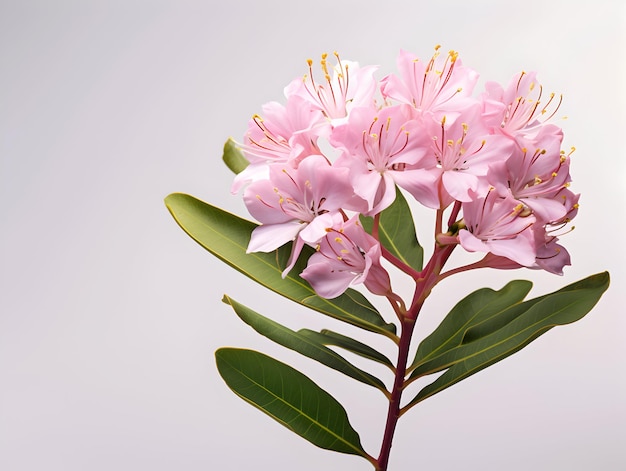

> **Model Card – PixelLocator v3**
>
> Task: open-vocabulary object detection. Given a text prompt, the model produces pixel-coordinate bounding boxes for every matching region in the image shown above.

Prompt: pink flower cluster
[234,47,578,299]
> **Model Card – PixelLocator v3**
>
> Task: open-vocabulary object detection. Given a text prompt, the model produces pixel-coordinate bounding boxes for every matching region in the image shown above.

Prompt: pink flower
[489,130,573,223]
[232,97,327,193]
[532,189,578,274]
[284,52,378,123]
[300,217,391,299]
[380,46,479,118]
[482,70,563,142]
[533,233,571,275]
[405,108,515,209]
[458,188,537,266]
[243,155,355,276]
[464,188,577,274]
[330,105,430,214]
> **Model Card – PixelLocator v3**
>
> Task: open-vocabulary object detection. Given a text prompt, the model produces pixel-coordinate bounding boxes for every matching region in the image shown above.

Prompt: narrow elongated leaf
[215,348,371,459]
[222,137,249,174]
[405,272,609,410]
[223,295,389,393]
[409,280,533,374]
[461,273,605,343]
[361,187,423,271]
[298,328,394,369]
[165,193,396,338]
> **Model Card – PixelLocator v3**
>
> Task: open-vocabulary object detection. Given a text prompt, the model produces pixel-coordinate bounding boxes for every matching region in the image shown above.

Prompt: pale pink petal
[393,168,442,209]
[300,258,356,299]
[247,223,302,253]
[282,236,307,278]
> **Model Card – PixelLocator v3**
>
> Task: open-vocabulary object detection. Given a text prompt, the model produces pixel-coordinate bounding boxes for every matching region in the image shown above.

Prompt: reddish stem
[375,316,416,471]
[373,243,456,470]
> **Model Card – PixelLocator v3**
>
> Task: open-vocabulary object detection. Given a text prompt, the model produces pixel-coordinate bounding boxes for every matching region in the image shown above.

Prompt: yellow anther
[334,237,343,243]
[552,172,558,178]
[307,59,313,66]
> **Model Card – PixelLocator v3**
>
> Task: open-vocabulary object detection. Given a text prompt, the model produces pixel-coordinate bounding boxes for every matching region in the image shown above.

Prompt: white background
[1,1,625,470]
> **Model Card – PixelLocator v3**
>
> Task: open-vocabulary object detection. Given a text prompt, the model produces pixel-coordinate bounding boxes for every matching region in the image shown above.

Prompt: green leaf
[405,272,610,410]
[461,273,605,343]
[215,348,371,459]
[361,187,423,272]
[409,279,533,375]
[298,329,394,369]
[222,137,248,174]
[165,193,397,338]
[223,295,389,393]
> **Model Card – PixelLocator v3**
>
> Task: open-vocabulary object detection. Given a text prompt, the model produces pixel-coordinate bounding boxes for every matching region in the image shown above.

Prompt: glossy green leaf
[215,348,371,459]
[298,328,394,369]
[461,273,604,343]
[223,295,389,393]
[408,280,533,374]
[361,187,423,272]
[222,137,248,174]
[165,193,397,338]
[404,272,610,410]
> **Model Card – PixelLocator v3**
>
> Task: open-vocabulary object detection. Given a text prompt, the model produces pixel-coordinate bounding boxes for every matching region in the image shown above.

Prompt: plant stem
[373,241,457,470]
[375,316,416,471]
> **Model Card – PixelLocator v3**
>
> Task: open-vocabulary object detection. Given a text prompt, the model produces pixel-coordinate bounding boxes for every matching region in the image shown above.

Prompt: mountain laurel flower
[300,217,392,299]
[233,47,580,278]
[232,97,328,193]
[331,105,430,215]
[284,52,378,123]
[459,188,537,266]
[244,155,355,276]
[406,108,515,209]
[483,70,563,143]
[380,46,479,118]
[489,133,574,224]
